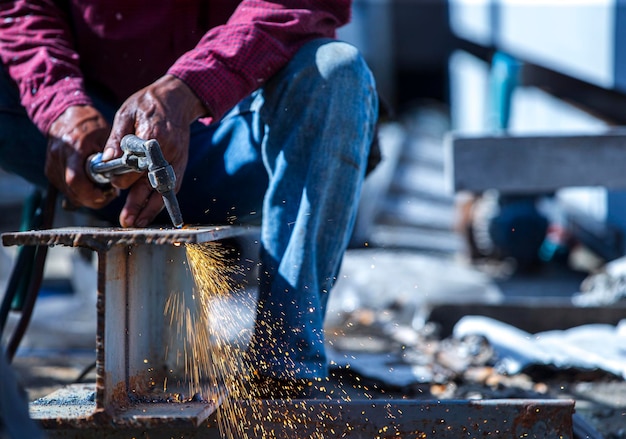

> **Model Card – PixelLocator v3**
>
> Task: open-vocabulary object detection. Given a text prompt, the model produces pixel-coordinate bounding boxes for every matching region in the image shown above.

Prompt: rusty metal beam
[32,390,575,439]
[2,226,257,432]
[98,243,197,411]
[235,398,574,439]
[4,226,576,437]
[2,225,254,252]
[30,384,219,434]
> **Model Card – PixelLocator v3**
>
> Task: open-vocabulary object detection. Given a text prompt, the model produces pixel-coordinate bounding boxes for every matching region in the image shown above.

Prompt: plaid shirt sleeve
[167,0,351,122]
[0,0,351,132]
[0,0,93,134]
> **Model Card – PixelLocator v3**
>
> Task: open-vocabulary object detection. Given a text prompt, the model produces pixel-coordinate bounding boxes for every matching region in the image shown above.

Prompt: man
[0,1,378,397]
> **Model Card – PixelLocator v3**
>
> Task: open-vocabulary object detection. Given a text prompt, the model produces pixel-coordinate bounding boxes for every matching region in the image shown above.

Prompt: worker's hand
[103,75,206,228]
[47,105,118,209]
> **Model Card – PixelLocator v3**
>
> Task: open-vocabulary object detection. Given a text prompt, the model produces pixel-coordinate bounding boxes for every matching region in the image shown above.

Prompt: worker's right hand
[47,105,119,209]
[101,75,206,228]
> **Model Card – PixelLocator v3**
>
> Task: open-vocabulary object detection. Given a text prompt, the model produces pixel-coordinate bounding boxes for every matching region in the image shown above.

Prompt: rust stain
[512,401,575,436]
[37,407,111,430]
[95,251,107,410]
[109,378,131,409]
[128,372,163,401]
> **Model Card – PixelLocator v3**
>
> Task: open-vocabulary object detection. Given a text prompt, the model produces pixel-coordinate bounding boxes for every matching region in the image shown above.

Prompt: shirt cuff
[167,58,253,123]
[27,80,93,135]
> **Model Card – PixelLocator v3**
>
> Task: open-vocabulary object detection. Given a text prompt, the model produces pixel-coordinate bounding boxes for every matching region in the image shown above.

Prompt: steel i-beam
[2,227,576,439]
[2,226,252,433]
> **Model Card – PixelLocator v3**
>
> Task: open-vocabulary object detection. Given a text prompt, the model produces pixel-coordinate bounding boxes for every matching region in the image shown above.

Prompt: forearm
[0,0,92,134]
[168,0,351,122]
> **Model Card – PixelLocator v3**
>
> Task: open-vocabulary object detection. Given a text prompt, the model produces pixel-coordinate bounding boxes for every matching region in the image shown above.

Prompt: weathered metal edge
[30,384,218,430]
[34,397,575,438]
[233,398,575,438]
[1,226,257,251]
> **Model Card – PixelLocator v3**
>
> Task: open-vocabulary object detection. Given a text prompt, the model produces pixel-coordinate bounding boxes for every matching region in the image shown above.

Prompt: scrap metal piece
[428,299,626,338]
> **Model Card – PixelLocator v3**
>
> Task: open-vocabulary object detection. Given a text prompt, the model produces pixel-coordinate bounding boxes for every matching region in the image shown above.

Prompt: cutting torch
[86,135,184,228]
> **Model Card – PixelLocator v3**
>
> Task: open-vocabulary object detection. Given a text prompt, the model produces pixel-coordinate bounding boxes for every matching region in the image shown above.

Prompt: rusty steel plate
[1,226,257,252]
[30,384,218,431]
[34,396,574,439]
[233,398,575,438]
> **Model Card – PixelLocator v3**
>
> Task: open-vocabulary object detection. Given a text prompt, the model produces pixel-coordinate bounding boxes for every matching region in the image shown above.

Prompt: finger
[61,175,117,210]
[89,185,120,208]
[65,155,120,209]
[136,191,166,227]
[108,170,143,191]
[103,106,135,161]
[119,181,164,227]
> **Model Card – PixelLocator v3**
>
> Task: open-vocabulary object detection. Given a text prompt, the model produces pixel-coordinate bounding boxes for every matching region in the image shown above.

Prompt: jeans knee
[279,39,377,104]
[315,41,376,109]
[318,42,378,154]
[261,38,379,168]
[315,41,376,99]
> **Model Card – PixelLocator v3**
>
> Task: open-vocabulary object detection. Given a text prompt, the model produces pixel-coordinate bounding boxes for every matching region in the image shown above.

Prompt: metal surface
[33,395,575,439]
[98,244,197,411]
[4,226,576,436]
[237,398,574,439]
[445,129,626,193]
[2,225,252,252]
[30,384,218,433]
[1,226,256,433]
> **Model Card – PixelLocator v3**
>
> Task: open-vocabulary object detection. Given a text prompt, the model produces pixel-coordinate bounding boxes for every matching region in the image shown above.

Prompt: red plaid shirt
[0,0,350,134]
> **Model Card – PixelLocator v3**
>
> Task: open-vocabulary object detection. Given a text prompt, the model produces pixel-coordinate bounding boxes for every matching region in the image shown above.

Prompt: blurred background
[339,0,626,270]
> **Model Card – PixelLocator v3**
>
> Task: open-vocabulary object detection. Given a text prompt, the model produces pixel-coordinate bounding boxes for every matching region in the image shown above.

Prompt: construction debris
[454,315,626,379]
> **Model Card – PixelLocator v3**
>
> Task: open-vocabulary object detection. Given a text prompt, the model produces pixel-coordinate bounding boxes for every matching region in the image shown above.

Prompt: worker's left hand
[47,105,118,209]
[103,74,207,227]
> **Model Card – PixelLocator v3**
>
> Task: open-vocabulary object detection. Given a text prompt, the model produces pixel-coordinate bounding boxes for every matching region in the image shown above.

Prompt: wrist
[160,74,208,124]
[49,105,105,138]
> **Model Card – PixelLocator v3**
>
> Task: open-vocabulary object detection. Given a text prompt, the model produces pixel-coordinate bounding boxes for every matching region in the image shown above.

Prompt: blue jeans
[0,38,378,379]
